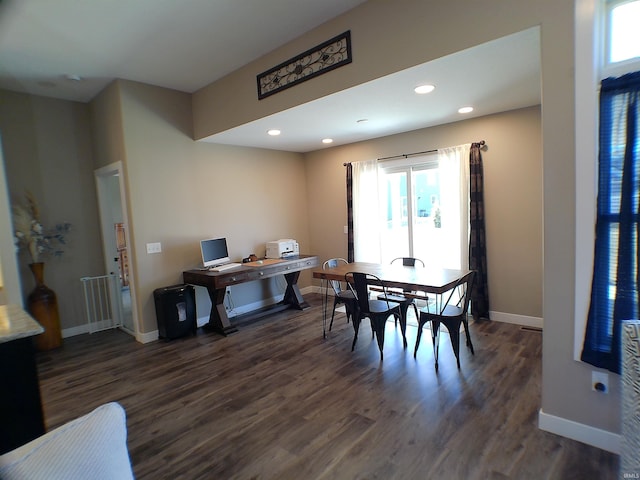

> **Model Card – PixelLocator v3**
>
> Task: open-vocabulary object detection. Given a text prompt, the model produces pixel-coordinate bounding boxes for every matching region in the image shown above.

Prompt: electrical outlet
[146,242,162,254]
[592,371,609,393]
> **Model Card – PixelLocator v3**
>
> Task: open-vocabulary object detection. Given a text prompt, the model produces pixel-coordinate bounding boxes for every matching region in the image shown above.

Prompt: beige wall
[194,0,543,139]
[90,81,127,171]
[305,106,543,319]
[108,80,310,334]
[0,90,105,329]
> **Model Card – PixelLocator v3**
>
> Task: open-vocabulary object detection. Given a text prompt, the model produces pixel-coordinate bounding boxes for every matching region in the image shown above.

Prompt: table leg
[322,278,328,338]
[204,286,238,336]
[282,271,309,309]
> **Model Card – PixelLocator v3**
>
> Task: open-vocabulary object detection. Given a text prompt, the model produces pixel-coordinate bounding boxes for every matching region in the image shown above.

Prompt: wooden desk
[183,255,318,335]
[312,261,470,337]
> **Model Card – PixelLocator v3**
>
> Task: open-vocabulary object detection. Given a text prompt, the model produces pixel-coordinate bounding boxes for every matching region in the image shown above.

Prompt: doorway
[94,162,138,337]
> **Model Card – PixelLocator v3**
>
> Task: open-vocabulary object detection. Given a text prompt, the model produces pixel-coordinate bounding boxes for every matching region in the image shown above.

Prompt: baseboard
[489,310,543,329]
[61,324,90,338]
[538,408,620,453]
[136,329,159,344]
[62,320,121,338]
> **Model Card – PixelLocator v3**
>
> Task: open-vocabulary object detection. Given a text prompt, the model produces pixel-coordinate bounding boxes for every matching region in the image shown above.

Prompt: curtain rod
[342,140,486,166]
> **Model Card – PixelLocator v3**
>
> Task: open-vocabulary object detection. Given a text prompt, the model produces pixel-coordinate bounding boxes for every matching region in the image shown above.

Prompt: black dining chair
[322,258,358,330]
[346,271,403,360]
[414,270,476,371]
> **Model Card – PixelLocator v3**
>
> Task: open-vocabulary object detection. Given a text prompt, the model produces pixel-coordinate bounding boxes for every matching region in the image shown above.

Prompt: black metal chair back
[391,257,425,268]
[323,258,349,295]
[345,271,403,360]
[414,270,476,370]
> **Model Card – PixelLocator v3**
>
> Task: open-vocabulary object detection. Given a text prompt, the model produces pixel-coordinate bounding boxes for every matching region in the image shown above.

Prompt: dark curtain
[582,71,640,374]
[346,162,354,262]
[469,143,490,321]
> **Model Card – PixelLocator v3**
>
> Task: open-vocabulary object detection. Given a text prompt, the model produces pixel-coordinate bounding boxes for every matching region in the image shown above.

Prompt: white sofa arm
[0,402,134,480]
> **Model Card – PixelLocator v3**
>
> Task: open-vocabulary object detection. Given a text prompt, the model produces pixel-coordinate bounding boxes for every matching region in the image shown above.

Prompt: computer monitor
[200,237,230,268]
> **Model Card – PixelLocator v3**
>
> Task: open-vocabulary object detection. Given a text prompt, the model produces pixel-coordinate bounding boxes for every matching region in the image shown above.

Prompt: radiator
[621,320,640,476]
[80,274,123,333]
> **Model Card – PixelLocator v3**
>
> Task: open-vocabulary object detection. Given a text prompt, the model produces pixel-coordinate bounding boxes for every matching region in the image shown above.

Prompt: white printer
[265,239,300,258]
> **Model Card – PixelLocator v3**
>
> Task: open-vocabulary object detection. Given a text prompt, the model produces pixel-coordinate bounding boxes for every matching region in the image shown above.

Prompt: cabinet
[0,305,45,454]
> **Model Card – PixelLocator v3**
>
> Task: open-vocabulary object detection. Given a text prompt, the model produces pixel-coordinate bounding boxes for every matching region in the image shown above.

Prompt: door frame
[94,161,140,339]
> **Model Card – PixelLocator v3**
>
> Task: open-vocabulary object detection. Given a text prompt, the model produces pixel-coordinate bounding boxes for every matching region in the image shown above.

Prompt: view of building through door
[378,156,453,267]
[114,223,129,287]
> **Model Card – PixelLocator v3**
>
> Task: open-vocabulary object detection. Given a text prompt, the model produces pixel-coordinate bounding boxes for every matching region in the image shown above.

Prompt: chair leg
[373,316,386,361]
[431,320,440,371]
[351,314,362,351]
[410,302,419,322]
[462,316,474,355]
[414,318,425,357]
[398,310,408,349]
[329,297,340,331]
[444,319,462,369]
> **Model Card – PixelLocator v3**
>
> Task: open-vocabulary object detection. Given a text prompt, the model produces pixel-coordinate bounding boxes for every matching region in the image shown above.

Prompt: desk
[183,255,318,335]
[312,262,470,338]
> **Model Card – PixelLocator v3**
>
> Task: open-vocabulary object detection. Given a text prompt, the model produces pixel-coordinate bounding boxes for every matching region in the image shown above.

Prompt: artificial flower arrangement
[12,191,71,264]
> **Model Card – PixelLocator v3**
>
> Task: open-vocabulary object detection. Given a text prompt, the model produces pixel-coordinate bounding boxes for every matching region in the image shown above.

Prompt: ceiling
[0,0,541,153]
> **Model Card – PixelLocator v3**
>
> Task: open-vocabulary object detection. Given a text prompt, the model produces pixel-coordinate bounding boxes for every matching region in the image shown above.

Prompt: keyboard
[210,262,242,272]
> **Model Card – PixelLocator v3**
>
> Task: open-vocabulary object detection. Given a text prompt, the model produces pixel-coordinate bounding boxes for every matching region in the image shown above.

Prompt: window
[582,71,640,373]
[352,146,469,269]
[603,0,640,75]
[378,157,443,265]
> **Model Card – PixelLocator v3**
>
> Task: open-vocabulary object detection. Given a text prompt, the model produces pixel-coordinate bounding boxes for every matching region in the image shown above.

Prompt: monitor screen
[200,237,230,268]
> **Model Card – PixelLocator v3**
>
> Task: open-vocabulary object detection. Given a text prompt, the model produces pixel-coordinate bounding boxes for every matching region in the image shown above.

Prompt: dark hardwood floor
[35,294,618,479]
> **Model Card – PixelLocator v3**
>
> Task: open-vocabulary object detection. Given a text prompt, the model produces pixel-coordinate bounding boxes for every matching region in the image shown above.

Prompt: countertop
[0,304,44,344]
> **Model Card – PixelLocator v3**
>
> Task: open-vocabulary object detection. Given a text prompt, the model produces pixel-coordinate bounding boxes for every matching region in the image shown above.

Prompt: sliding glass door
[379,156,447,266]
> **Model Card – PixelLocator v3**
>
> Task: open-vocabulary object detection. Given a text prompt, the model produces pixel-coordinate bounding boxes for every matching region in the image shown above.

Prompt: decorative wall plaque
[257,31,352,100]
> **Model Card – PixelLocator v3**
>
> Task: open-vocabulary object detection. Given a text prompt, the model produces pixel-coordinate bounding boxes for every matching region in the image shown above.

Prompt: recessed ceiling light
[322,138,334,144]
[414,84,435,94]
[267,129,281,136]
[458,106,474,114]
[65,74,82,82]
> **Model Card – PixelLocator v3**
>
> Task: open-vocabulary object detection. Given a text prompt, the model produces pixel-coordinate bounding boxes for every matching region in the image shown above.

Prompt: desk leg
[204,287,238,336]
[282,271,309,309]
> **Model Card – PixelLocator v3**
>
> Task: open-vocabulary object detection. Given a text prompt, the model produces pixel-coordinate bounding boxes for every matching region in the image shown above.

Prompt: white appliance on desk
[265,239,299,258]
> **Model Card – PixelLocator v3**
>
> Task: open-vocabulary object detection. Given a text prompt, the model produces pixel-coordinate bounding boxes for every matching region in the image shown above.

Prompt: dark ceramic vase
[27,262,62,351]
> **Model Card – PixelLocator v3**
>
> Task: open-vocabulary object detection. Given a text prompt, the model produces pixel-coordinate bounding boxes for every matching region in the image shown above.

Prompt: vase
[27,262,62,351]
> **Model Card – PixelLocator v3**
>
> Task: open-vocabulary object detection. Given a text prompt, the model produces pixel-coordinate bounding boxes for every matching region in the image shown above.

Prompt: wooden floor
[36,294,618,479]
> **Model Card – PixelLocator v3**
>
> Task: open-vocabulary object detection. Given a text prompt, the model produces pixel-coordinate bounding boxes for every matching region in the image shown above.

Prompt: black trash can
[153,284,196,340]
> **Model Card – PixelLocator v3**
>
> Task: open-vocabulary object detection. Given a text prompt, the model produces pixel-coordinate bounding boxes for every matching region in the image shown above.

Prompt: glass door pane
[412,167,442,265]
[379,171,409,263]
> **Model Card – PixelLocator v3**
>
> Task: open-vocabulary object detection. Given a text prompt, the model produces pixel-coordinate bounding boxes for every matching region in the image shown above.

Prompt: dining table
[312,261,471,339]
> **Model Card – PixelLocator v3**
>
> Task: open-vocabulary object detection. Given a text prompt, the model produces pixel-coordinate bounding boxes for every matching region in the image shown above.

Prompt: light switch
[146,242,162,254]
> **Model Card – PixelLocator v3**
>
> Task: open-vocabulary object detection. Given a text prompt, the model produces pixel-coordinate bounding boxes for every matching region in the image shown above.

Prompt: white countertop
[0,304,44,343]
